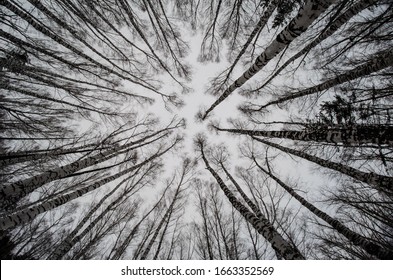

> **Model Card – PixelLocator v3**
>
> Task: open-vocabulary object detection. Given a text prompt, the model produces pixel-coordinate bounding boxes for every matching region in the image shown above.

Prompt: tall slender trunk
[209,191,227,259]
[139,162,190,259]
[47,164,154,259]
[110,183,171,260]
[198,195,214,260]
[211,1,277,94]
[253,157,393,260]
[222,162,298,258]
[202,0,338,119]
[252,137,393,195]
[254,0,377,91]
[0,141,177,231]
[0,129,169,205]
[198,142,304,259]
[47,173,139,259]
[254,48,393,110]
[139,185,181,259]
[132,224,155,260]
[245,221,260,259]
[152,208,172,260]
[220,162,265,219]
[230,207,240,259]
[214,125,393,146]
[0,142,102,168]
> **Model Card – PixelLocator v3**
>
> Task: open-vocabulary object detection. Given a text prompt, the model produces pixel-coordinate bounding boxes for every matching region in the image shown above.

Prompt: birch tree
[249,0,378,93]
[0,119,183,210]
[195,134,304,259]
[139,158,194,259]
[213,124,393,147]
[2,0,391,260]
[241,48,393,113]
[47,162,159,259]
[201,0,338,119]
[192,180,248,259]
[205,1,277,96]
[0,136,182,231]
[0,202,75,259]
[322,183,393,259]
[252,137,393,197]
[251,155,393,259]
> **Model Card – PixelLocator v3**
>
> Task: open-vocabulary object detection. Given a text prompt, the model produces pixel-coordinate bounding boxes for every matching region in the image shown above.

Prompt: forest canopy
[0,0,392,260]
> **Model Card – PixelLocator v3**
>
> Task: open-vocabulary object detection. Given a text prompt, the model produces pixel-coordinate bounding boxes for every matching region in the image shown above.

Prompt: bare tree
[0,135,182,231]
[242,48,393,113]
[251,155,393,259]
[252,137,393,197]
[139,158,195,259]
[250,0,378,92]
[194,134,304,259]
[201,0,338,119]
[212,123,393,147]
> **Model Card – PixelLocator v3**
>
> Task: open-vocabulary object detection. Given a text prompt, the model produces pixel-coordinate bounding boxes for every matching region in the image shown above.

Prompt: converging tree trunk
[214,125,393,146]
[196,136,304,259]
[202,0,338,119]
[248,48,393,111]
[252,0,378,92]
[0,139,179,231]
[253,157,393,260]
[252,137,393,196]
[0,128,173,208]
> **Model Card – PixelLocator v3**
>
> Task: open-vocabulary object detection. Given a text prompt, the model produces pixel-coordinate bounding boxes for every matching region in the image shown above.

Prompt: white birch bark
[252,137,393,195]
[199,141,304,259]
[214,125,393,146]
[0,141,177,231]
[0,130,169,205]
[47,171,139,259]
[0,142,102,168]
[209,1,277,94]
[254,158,393,260]
[253,0,377,91]
[202,0,338,119]
[254,48,393,110]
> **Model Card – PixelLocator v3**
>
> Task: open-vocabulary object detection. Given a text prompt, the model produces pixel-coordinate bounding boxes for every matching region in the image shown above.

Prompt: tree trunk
[252,137,393,196]
[0,141,177,231]
[139,189,179,260]
[210,1,277,95]
[46,166,147,259]
[0,129,169,206]
[253,157,393,260]
[256,48,393,110]
[0,142,102,168]
[255,0,377,91]
[198,141,304,260]
[220,162,264,219]
[214,125,393,146]
[139,162,188,259]
[110,183,171,260]
[202,0,338,119]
